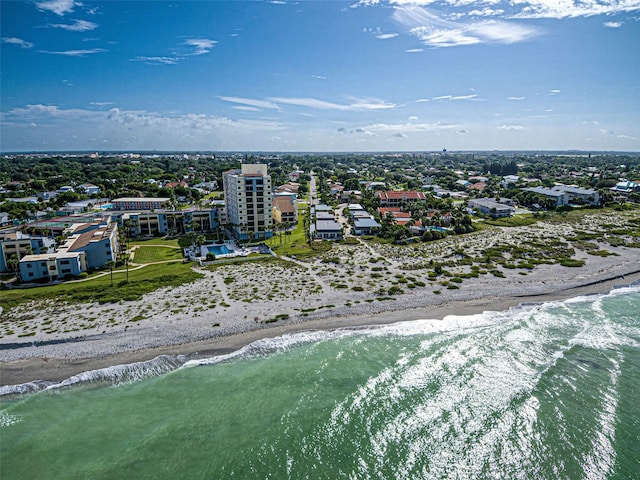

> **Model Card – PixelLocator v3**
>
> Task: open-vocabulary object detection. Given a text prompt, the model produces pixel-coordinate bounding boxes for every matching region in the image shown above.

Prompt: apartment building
[223,164,273,240]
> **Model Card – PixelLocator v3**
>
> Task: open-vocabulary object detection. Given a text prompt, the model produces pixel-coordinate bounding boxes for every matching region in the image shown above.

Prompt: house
[612,180,639,194]
[353,218,381,235]
[275,182,300,195]
[502,175,520,187]
[311,220,343,240]
[376,190,427,207]
[164,180,189,189]
[468,182,486,192]
[79,183,101,195]
[0,212,10,226]
[469,198,515,217]
[272,194,298,227]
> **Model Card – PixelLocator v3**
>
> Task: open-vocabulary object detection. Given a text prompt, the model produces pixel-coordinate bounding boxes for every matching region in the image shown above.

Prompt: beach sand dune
[2,219,640,386]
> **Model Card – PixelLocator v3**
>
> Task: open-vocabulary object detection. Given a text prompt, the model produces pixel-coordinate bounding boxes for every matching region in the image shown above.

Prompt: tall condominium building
[223,164,273,240]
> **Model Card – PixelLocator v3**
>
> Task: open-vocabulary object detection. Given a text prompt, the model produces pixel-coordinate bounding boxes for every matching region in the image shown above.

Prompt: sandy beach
[2,218,640,387]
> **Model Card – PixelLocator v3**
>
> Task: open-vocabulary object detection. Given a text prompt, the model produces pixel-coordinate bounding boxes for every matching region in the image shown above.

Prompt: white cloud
[219,96,281,110]
[394,6,539,47]
[363,121,459,133]
[468,8,504,17]
[513,1,640,19]
[131,56,178,65]
[497,124,524,130]
[432,94,479,100]
[604,21,623,28]
[90,102,114,106]
[184,38,217,56]
[51,19,97,31]
[2,37,34,49]
[376,33,399,39]
[405,48,424,52]
[268,96,396,111]
[362,0,640,21]
[312,75,328,80]
[408,115,419,120]
[36,0,76,16]
[232,106,261,112]
[548,89,561,95]
[40,48,107,56]
[507,96,526,100]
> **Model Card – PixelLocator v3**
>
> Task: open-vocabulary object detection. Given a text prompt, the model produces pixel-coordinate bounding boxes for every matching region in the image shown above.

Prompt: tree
[106,260,115,287]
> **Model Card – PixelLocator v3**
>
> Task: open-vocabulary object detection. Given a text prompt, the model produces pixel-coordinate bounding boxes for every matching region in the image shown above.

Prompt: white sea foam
[0,355,187,397]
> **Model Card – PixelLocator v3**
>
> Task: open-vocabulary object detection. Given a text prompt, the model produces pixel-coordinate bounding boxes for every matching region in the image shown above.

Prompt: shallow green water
[2,286,639,479]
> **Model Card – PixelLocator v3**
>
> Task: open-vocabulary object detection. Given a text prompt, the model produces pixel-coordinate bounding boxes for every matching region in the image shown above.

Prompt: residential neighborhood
[1,151,639,287]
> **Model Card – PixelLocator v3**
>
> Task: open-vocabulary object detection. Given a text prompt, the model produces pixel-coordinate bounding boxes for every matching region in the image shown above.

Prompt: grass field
[0,262,203,311]
[132,245,184,263]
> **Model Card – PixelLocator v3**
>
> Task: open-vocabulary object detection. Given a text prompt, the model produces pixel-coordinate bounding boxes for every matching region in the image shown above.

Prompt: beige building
[223,164,273,240]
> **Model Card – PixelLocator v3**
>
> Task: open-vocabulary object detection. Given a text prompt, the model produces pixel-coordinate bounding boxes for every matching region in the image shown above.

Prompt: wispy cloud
[368,0,640,20]
[50,19,98,32]
[507,96,526,100]
[90,102,114,107]
[36,0,76,16]
[432,94,479,101]
[269,96,396,111]
[183,38,217,56]
[232,106,261,112]
[548,89,561,95]
[219,96,281,110]
[361,121,460,133]
[498,124,524,130]
[40,48,107,56]
[376,33,399,39]
[393,6,540,48]
[513,1,640,19]
[132,38,217,65]
[604,21,623,28]
[2,37,34,49]
[405,48,423,52]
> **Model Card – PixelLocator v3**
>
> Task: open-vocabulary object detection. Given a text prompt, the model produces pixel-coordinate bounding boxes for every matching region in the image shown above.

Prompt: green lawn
[129,237,184,248]
[0,262,203,311]
[132,245,184,263]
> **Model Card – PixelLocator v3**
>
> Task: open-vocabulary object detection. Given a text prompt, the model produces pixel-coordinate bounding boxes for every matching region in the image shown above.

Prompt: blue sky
[1,0,639,152]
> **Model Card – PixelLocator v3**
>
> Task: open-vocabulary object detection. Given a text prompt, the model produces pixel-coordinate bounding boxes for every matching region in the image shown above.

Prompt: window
[40,262,47,267]
[28,272,34,277]
[27,264,33,269]
[60,260,70,265]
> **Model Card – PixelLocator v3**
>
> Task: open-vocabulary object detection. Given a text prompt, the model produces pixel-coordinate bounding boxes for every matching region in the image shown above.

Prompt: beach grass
[0,262,203,311]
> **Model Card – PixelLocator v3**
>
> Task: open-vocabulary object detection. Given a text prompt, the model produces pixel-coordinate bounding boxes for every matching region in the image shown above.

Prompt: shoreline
[3,269,639,388]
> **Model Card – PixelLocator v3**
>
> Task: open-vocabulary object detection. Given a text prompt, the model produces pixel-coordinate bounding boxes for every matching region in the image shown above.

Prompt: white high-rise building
[223,164,273,240]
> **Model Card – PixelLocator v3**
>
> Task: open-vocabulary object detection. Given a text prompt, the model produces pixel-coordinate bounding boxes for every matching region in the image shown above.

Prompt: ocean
[1,285,639,480]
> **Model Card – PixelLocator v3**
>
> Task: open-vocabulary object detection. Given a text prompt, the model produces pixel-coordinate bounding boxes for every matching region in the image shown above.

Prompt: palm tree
[106,260,115,287]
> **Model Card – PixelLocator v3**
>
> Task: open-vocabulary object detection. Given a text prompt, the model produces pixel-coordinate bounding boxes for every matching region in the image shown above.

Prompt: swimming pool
[207,244,232,255]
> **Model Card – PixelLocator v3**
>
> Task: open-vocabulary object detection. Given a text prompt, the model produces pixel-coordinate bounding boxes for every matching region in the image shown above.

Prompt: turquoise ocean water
[1,285,639,479]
